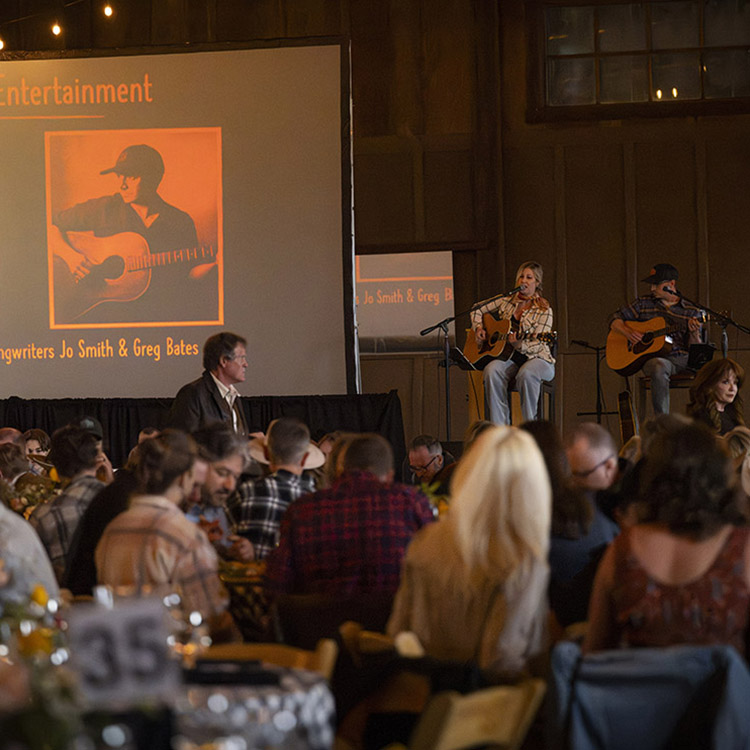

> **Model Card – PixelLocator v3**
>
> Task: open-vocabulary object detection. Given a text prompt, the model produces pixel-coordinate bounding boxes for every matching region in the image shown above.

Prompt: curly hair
[638,422,742,539]
[687,358,745,432]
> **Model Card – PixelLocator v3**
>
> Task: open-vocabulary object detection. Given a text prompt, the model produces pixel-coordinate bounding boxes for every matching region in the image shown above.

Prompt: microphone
[664,286,682,297]
[508,285,523,295]
[571,339,590,348]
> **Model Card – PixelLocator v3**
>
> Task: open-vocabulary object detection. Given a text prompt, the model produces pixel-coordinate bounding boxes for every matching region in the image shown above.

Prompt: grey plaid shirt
[29,474,104,584]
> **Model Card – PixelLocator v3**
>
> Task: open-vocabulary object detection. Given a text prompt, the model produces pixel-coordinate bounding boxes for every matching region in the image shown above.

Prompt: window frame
[525,0,750,122]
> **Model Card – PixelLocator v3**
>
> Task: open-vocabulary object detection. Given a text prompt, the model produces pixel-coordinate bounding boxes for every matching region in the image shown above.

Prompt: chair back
[273,591,394,649]
[201,638,338,680]
[408,679,546,750]
[548,641,750,750]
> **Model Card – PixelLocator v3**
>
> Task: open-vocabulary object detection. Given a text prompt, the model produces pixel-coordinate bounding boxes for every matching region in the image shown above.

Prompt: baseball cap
[641,263,679,284]
[100,144,165,182]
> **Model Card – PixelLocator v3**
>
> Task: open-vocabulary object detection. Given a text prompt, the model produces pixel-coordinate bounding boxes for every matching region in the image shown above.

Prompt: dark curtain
[0,391,406,473]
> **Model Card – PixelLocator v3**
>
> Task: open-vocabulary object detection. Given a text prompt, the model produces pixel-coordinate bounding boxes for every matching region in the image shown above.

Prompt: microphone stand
[572,339,618,423]
[420,286,521,440]
[671,290,750,359]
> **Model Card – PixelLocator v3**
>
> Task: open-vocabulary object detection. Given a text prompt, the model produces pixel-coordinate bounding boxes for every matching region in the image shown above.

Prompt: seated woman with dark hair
[584,422,750,655]
[687,358,745,435]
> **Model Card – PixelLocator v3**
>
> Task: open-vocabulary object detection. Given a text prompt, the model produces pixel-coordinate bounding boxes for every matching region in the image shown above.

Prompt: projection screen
[0,43,354,398]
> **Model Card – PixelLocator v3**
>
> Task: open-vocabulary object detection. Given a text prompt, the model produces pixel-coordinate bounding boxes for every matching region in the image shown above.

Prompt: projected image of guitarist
[467,261,556,425]
[608,263,704,415]
[49,144,219,325]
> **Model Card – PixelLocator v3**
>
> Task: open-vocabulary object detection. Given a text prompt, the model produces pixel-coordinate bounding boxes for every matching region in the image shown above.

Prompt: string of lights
[0,2,115,51]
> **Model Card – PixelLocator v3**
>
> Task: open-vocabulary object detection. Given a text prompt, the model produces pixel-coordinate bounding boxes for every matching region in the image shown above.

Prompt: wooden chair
[397,679,546,750]
[201,638,338,680]
[273,591,394,649]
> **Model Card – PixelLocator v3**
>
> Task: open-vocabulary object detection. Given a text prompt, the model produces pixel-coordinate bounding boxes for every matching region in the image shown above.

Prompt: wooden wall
[8,0,750,441]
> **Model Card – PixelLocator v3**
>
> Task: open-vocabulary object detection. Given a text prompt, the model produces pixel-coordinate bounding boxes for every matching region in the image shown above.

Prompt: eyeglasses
[572,454,615,478]
[409,455,439,475]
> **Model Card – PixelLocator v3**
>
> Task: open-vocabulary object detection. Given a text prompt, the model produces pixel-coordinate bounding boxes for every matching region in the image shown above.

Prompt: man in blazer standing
[168,331,249,437]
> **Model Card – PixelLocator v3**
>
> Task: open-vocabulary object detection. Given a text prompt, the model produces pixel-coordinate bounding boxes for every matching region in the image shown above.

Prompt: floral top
[612,526,750,656]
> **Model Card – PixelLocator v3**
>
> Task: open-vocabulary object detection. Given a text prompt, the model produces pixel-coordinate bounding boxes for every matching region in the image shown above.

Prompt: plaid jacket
[264,471,435,597]
[95,494,228,618]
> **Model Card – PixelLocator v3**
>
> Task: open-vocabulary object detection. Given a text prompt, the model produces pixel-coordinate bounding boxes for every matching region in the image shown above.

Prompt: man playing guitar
[471,261,555,425]
[609,263,703,415]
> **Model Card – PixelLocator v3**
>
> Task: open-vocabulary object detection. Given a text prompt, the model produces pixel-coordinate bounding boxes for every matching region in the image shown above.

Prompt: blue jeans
[642,353,689,415]
[483,356,555,425]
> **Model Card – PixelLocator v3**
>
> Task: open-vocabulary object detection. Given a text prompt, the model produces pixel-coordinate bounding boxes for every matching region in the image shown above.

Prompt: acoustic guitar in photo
[605,316,681,376]
[50,227,218,321]
[463,314,557,370]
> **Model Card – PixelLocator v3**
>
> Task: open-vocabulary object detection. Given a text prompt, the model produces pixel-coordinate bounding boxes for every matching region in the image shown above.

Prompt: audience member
[584,422,750,655]
[0,479,59,599]
[62,449,141,596]
[724,425,750,462]
[96,430,237,640]
[188,424,253,562]
[687,357,745,435]
[388,426,550,676]
[228,418,321,560]
[320,433,354,489]
[29,425,105,583]
[70,416,114,484]
[0,428,24,447]
[405,435,453,494]
[265,433,434,598]
[23,428,50,476]
[555,423,619,583]
[0,444,32,489]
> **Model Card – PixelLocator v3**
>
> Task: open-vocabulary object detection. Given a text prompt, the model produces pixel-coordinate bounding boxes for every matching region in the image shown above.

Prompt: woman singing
[471,261,555,425]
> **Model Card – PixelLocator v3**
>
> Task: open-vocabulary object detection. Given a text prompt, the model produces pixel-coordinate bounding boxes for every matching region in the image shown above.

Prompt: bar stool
[636,372,695,422]
[468,369,555,424]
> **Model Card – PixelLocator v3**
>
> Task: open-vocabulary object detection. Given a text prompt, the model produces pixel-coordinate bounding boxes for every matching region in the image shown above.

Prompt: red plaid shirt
[264,471,435,597]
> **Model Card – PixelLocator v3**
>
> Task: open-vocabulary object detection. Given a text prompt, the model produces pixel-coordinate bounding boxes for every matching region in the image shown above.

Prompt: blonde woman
[387,426,551,677]
[471,261,555,425]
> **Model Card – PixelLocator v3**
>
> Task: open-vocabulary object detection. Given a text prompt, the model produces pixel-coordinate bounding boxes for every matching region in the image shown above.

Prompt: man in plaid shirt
[29,425,105,584]
[264,433,435,598]
[610,263,703,415]
[227,417,317,560]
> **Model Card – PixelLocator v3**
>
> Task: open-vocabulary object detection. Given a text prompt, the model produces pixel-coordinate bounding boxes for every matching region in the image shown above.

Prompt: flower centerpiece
[0,555,80,750]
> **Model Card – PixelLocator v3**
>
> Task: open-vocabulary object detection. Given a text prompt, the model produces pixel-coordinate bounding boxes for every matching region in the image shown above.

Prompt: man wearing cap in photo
[610,263,704,415]
[227,418,323,561]
[49,143,215,323]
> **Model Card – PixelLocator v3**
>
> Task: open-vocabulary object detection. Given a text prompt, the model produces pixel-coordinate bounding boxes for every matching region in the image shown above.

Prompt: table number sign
[66,596,181,708]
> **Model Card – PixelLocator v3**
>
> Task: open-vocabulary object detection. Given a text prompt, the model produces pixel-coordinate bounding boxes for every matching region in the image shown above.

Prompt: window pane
[651,2,700,49]
[704,49,750,97]
[652,52,702,99]
[705,0,750,46]
[546,6,595,55]
[600,55,650,102]
[598,4,647,52]
[547,58,596,105]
